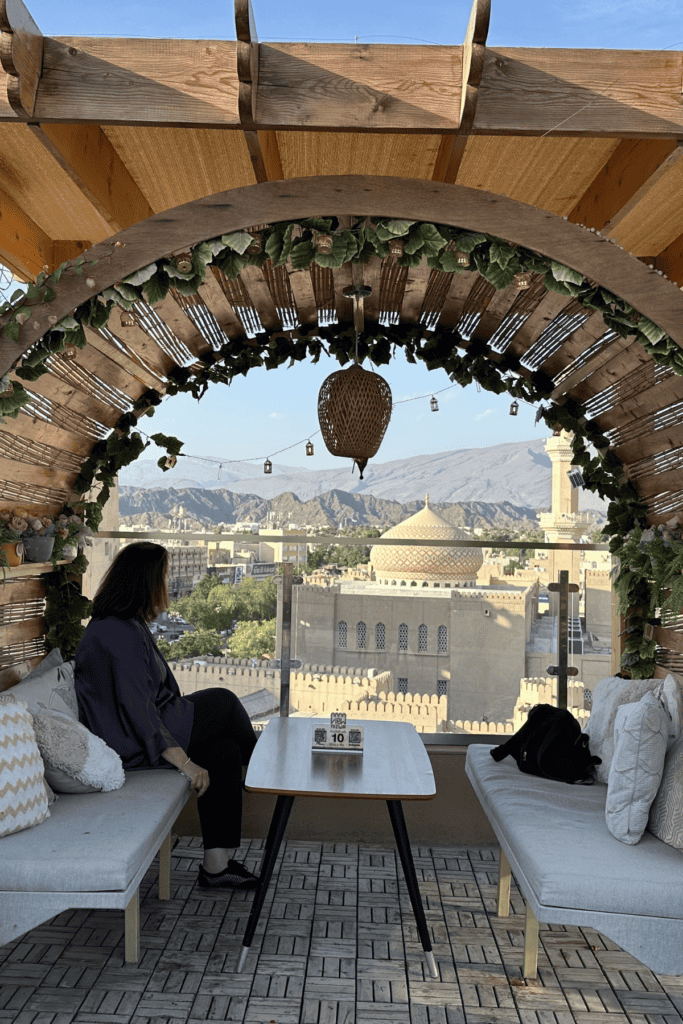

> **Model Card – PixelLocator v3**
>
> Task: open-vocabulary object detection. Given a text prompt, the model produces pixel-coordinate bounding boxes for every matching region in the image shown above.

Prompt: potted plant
[53,508,91,562]
[22,512,56,563]
[0,508,27,569]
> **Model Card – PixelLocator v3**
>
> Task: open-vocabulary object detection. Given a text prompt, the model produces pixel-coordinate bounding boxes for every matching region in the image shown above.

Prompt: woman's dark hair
[92,542,169,622]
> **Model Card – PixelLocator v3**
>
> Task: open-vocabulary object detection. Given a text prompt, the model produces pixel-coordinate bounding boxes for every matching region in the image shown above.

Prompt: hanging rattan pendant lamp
[318,361,392,479]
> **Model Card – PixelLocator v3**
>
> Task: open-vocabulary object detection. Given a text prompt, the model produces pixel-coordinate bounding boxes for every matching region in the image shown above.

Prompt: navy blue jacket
[75,616,194,769]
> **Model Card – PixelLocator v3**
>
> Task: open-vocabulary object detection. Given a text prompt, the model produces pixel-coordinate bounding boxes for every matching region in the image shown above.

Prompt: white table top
[245,717,436,800]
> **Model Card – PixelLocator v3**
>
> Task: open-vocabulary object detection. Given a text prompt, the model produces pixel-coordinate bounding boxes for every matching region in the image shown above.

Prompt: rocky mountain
[119,437,605,510]
[119,487,571,533]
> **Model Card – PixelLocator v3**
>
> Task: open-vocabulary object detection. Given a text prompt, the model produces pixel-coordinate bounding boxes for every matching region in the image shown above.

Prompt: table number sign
[312,712,364,752]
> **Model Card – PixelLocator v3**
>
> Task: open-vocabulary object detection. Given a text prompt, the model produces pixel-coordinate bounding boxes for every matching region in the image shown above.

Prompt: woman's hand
[182,761,210,797]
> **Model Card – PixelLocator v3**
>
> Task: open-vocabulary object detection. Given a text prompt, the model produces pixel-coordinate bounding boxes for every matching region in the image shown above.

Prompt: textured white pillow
[649,731,683,849]
[0,694,49,837]
[9,656,78,722]
[29,708,125,793]
[586,675,682,783]
[605,691,668,845]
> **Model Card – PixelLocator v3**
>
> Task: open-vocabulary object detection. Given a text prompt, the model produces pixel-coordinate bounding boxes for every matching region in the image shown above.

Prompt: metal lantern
[174,252,192,274]
[388,238,404,258]
[305,440,314,456]
[247,232,262,255]
[509,400,519,416]
[0,379,13,397]
[553,424,563,436]
[264,458,272,474]
[514,270,532,290]
[318,362,392,479]
[316,233,333,254]
[62,343,78,361]
[121,310,136,328]
[165,455,177,469]
[455,249,470,267]
[430,396,439,412]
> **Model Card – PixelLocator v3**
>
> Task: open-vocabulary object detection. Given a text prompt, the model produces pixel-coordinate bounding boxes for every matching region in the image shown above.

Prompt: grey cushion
[605,692,668,845]
[0,770,188,893]
[649,731,683,850]
[9,654,78,722]
[465,744,683,920]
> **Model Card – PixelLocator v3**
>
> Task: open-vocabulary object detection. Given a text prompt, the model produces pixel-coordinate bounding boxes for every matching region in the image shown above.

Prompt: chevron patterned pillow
[0,695,49,838]
[649,731,683,849]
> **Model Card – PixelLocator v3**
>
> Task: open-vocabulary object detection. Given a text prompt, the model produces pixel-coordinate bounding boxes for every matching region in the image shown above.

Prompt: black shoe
[197,860,259,890]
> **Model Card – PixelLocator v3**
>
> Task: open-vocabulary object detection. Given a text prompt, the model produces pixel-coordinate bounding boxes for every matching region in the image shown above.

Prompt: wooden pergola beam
[27,124,155,232]
[1,36,681,137]
[235,0,283,184]
[655,231,683,287]
[0,0,43,118]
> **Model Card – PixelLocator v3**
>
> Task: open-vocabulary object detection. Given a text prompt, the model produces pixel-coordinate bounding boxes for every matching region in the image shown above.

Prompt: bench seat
[466,744,683,976]
[0,770,190,959]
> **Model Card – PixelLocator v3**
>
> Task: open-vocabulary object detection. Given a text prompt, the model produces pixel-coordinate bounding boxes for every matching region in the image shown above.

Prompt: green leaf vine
[0,217,680,673]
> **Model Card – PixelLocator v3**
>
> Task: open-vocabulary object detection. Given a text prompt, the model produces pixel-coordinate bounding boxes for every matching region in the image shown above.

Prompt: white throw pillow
[0,695,49,837]
[605,691,668,845]
[29,708,125,794]
[585,675,682,783]
[9,655,78,722]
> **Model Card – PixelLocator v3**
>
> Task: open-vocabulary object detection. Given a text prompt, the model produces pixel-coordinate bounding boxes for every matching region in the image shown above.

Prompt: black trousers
[184,687,257,849]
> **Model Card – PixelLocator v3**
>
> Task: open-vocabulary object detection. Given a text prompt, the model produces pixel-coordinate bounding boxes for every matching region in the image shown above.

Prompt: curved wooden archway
[2,174,683,375]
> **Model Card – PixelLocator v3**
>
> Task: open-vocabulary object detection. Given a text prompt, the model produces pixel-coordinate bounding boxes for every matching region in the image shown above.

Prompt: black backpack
[490,704,601,784]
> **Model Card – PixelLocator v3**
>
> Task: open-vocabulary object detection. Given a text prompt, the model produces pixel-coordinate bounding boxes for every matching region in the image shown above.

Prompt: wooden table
[237,717,438,977]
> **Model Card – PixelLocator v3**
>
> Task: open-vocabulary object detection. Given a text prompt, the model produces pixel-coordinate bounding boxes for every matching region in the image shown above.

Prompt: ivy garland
[0,216,679,670]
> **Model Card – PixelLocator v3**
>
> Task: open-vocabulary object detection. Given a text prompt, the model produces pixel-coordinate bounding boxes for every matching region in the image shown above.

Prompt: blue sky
[12,1,683,471]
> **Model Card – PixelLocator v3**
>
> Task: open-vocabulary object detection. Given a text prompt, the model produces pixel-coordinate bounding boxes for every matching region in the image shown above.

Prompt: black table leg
[386,799,438,979]
[237,794,295,972]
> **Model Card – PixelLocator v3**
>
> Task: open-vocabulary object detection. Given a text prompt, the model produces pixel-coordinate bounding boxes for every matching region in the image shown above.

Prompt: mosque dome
[371,496,483,586]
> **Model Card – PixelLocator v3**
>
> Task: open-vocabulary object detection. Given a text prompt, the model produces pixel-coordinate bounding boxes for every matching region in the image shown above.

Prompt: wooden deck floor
[1,837,682,1024]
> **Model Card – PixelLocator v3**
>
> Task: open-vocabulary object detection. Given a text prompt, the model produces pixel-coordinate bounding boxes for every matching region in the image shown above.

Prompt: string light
[430,396,438,412]
[305,440,314,456]
[264,458,272,474]
[509,400,519,416]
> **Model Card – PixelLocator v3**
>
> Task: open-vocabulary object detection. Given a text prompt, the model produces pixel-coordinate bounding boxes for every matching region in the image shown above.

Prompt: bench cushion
[0,769,188,893]
[466,744,683,920]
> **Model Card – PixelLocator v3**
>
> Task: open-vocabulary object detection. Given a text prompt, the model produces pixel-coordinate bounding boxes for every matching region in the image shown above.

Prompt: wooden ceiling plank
[0,0,43,118]
[287,268,318,329]
[239,265,280,330]
[83,326,165,392]
[568,139,678,231]
[635,467,683,500]
[0,620,47,648]
[438,272,479,326]
[603,143,683,238]
[616,423,683,464]
[72,339,147,404]
[0,185,51,279]
[198,271,246,340]
[595,373,683,432]
[500,290,575,361]
[27,123,154,232]
[550,335,633,400]
[400,261,431,324]
[0,409,94,458]
[108,306,176,379]
[535,309,613,380]
[0,452,71,493]
[10,367,122,428]
[151,292,213,358]
[432,0,490,184]
[654,231,683,287]
[562,340,650,405]
[474,48,683,138]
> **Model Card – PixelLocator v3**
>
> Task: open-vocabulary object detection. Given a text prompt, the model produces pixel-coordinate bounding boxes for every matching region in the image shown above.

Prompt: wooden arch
[3,174,683,373]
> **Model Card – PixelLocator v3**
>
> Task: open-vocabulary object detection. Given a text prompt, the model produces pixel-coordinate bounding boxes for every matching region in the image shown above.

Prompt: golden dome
[371,496,483,585]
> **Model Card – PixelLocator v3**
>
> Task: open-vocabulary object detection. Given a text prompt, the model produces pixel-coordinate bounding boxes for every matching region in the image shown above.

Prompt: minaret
[538,431,589,585]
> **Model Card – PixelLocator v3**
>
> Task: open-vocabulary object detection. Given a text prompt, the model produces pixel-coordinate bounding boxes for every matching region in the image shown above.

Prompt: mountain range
[119,438,606,510]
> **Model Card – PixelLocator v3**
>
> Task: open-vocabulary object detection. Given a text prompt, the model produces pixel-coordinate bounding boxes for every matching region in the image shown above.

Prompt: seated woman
[75,541,259,889]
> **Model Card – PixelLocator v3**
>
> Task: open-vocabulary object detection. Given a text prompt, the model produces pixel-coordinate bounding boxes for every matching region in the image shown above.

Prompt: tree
[228,618,277,659]
[156,628,223,660]
[169,575,277,633]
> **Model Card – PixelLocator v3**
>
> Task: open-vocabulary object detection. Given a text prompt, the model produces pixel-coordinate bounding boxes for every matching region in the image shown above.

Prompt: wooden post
[124,888,140,963]
[497,847,511,918]
[158,831,171,901]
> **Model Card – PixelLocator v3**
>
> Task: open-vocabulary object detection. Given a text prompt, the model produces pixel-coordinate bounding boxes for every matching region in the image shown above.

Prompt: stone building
[289,498,535,723]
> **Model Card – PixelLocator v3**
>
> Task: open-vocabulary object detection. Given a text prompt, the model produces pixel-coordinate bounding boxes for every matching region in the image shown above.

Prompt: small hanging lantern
[509,400,519,416]
[264,458,272,474]
[514,270,532,290]
[305,440,314,456]
[455,249,470,267]
[388,238,404,258]
[318,362,392,480]
[316,233,334,255]
[0,378,13,397]
[174,252,193,274]
[121,310,136,328]
[430,396,439,412]
[62,343,78,361]
[164,454,177,470]
[553,424,563,436]
[246,232,262,255]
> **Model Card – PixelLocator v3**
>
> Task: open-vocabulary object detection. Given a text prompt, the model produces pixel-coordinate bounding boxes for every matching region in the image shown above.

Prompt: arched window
[398,623,408,651]
[437,679,448,697]
[418,624,428,652]
[375,623,386,650]
[337,621,347,648]
[357,621,367,649]
[438,625,448,653]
